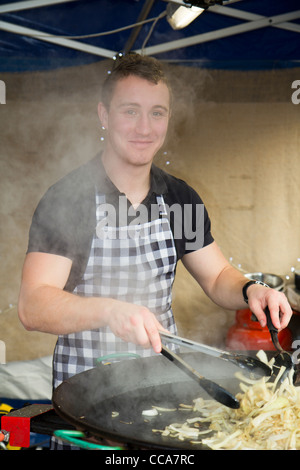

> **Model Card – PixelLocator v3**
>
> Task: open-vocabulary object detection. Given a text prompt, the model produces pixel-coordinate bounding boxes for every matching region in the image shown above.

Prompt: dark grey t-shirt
[27,154,214,292]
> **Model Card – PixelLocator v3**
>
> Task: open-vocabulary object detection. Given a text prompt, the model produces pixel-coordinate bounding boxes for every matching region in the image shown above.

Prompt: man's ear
[97,102,108,129]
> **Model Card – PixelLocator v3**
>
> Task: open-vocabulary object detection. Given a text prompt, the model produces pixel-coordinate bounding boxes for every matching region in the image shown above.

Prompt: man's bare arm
[182,241,292,330]
[18,252,164,352]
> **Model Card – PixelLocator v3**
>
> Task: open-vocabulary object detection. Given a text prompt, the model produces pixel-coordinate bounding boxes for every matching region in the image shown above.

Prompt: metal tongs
[160,343,240,409]
[259,307,296,384]
[159,331,272,377]
[159,330,272,410]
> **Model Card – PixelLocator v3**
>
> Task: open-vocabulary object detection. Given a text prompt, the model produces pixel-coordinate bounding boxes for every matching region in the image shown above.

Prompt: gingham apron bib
[53,192,178,388]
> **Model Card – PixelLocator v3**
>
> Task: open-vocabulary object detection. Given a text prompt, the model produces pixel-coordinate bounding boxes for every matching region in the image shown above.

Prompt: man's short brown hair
[102,52,172,109]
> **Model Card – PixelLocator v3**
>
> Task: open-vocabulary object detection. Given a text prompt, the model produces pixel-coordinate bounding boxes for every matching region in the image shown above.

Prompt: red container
[226,308,293,351]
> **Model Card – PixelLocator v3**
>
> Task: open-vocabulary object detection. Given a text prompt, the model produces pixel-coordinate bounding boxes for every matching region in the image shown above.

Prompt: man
[18,53,292,391]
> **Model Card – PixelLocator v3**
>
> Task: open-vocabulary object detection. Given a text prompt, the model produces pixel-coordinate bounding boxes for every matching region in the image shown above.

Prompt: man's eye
[153,110,168,118]
[126,109,137,115]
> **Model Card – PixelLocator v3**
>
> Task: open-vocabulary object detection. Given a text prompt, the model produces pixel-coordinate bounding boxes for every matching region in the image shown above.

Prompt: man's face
[99,75,170,167]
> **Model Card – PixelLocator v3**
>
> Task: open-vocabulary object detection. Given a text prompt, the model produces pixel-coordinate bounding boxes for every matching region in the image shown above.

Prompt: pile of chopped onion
[153,351,300,450]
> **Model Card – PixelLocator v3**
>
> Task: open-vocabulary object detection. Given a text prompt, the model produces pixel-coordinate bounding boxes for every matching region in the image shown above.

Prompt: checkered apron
[53,192,178,389]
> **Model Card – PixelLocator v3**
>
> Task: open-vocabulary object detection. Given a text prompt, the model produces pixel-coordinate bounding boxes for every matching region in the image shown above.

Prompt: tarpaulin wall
[1,58,299,360]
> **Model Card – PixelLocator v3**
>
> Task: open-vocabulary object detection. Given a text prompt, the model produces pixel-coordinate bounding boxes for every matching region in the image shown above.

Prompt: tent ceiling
[0,0,299,71]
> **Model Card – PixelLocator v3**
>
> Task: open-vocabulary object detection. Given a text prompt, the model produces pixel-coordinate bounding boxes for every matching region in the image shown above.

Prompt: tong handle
[160,330,272,376]
[251,307,278,333]
[159,330,223,357]
[264,307,279,333]
[251,307,283,352]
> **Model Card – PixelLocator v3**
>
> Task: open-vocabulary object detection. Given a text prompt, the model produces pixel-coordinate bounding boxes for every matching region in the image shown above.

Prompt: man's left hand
[247,284,293,330]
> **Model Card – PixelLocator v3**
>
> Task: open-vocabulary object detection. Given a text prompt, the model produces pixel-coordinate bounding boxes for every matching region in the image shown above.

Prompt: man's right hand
[105,302,166,354]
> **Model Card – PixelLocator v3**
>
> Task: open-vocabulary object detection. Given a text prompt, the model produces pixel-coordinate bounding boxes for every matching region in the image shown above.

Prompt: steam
[163,64,210,151]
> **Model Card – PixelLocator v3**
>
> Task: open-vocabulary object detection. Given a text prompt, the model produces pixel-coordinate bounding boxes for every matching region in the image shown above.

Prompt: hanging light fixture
[166,0,223,30]
[166,3,204,29]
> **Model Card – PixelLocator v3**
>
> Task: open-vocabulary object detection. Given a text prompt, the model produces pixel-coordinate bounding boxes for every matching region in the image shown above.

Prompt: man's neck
[101,152,151,207]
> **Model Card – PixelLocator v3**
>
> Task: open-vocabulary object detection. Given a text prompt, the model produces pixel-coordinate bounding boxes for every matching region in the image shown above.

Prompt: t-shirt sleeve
[178,186,214,256]
[27,183,77,261]
[164,176,214,259]
[26,157,101,292]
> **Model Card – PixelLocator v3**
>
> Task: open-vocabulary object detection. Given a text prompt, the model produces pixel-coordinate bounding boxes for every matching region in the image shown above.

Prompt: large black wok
[52,352,244,450]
